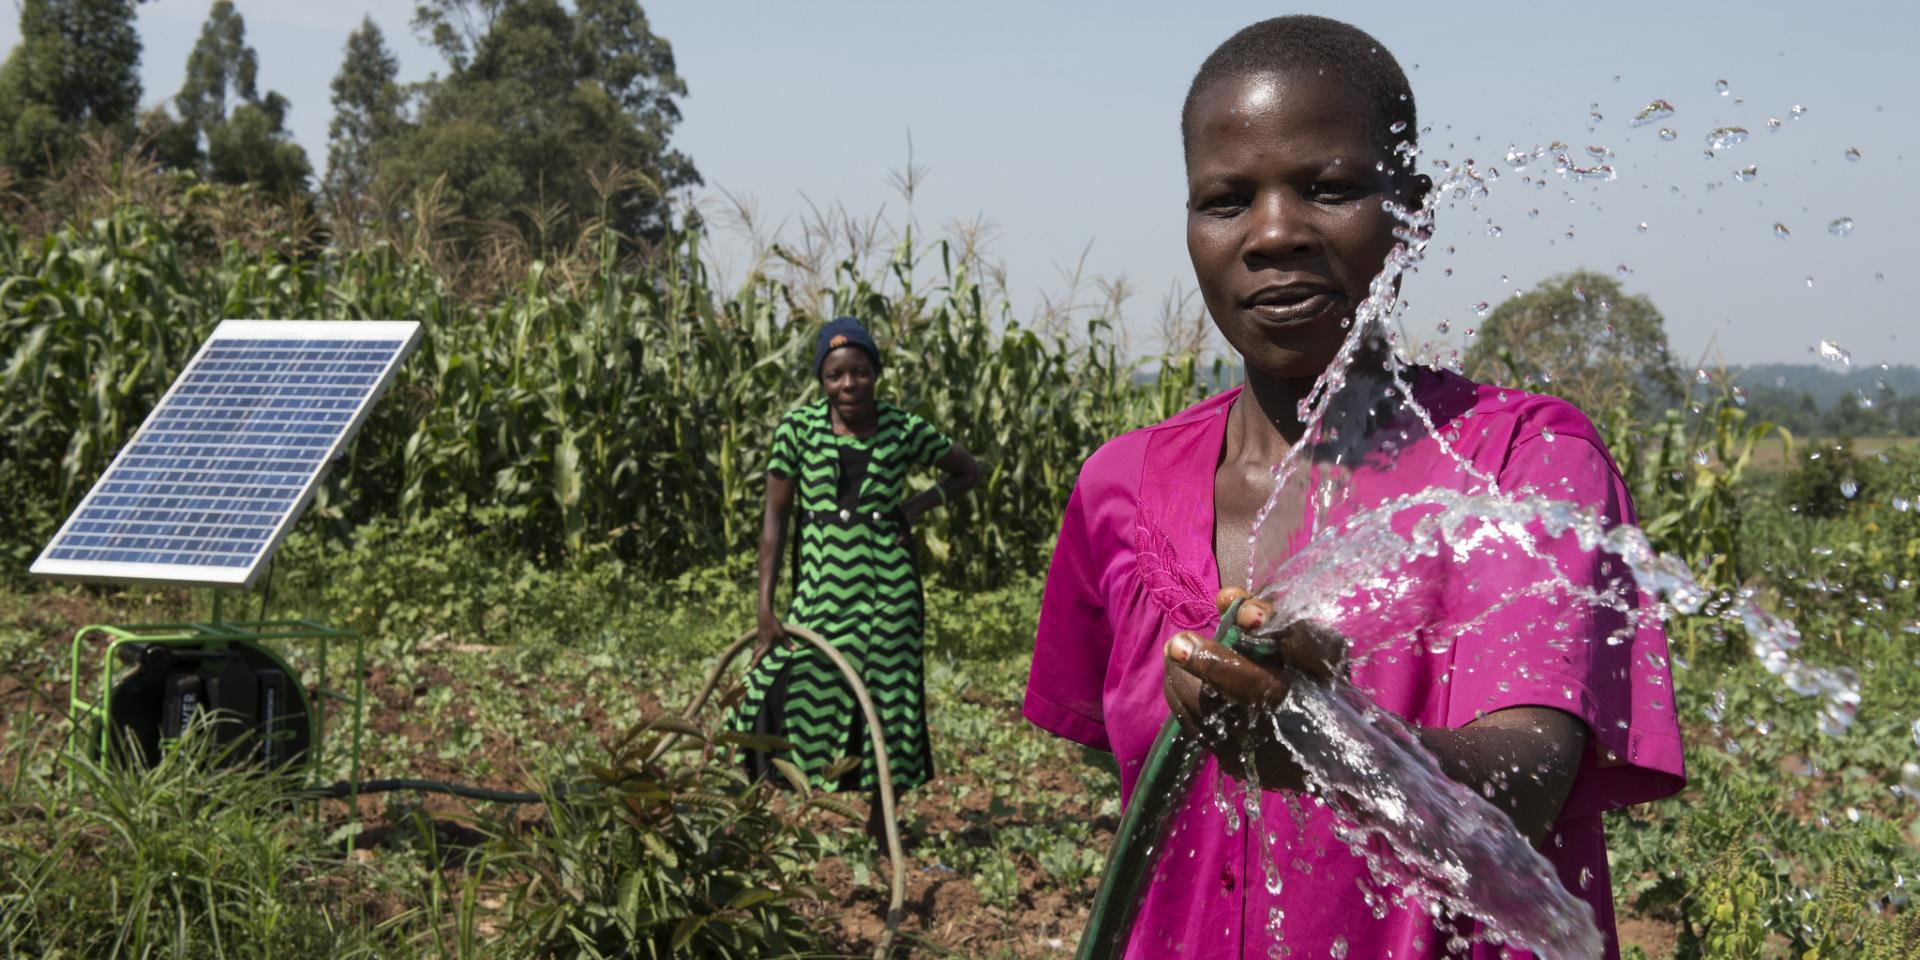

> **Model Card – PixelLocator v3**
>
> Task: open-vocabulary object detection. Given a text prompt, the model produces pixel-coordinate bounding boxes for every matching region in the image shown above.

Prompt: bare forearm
[904,446,981,520]
[758,476,795,619]
[1416,709,1587,844]
[756,524,783,617]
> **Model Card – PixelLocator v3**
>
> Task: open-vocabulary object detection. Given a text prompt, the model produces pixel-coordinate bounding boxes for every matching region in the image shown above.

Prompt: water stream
[1195,134,1868,956]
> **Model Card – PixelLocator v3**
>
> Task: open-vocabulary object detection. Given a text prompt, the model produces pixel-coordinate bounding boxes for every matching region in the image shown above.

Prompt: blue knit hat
[813,316,882,374]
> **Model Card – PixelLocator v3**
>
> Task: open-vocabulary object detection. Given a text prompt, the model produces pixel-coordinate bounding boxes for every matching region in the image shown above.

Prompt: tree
[324,17,406,220]
[157,1,311,195]
[1462,271,1683,418]
[0,0,143,177]
[382,0,700,249]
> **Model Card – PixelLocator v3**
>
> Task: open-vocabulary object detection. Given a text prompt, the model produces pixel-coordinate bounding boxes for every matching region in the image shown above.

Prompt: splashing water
[1817,339,1853,366]
[1189,133,1873,958]
[1705,127,1750,150]
[1628,99,1676,127]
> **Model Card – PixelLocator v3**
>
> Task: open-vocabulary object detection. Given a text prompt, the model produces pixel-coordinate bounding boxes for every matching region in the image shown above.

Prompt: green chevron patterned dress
[733,399,952,793]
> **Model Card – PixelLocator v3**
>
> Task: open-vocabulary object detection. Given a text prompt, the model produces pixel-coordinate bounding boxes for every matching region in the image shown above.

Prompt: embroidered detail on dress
[1131,511,1217,630]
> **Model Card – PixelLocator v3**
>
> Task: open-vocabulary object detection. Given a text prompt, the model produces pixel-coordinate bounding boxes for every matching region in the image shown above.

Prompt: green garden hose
[654,624,907,960]
[1075,597,1248,959]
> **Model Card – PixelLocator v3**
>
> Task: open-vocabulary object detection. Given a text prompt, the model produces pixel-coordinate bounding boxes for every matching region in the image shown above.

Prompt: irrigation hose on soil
[312,624,908,960]
[653,624,908,960]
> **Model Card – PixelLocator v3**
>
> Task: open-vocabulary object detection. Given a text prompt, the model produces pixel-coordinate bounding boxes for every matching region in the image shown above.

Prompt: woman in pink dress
[1025,15,1685,959]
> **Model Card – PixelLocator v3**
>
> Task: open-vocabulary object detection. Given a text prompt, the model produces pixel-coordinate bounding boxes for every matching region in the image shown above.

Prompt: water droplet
[1841,478,1859,499]
[1773,223,1792,239]
[1894,496,1911,512]
[1693,449,1710,466]
[1766,117,1783,131]
[1791,104,1808,117]
[1540,426,1557,443]
[1579,867,1594,889]
[1805,276,1815,288]
[1714,79,1730,96]
[1390,119,1408,134]
[1817,339,1853,366]
[1330,937,1349,959]
[1436,319,1450,334]
[1845,147,1862,162]
[1658,127,1678,142]
[1705,127,1750,150]
[1629,99,1676,127]
[1472,301,1490,317]
[1636,221,1650,233]
[1911,718,1920,749]
[1828,217,1855,237]
[1734,164,1759,181]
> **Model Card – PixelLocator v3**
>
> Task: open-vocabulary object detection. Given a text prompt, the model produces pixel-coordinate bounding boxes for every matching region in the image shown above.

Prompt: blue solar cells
[32,328,417,584]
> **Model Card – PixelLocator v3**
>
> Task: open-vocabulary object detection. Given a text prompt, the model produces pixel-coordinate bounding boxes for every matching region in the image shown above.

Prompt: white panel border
[29,319,423,590]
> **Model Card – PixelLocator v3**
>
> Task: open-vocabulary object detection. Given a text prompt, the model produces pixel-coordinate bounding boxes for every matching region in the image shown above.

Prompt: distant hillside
[1729,363,1920,408]
[1133,360,1920,437]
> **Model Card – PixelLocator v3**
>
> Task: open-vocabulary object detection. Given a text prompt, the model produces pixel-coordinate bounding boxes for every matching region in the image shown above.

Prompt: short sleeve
[904,410,954,467]
[1440,433,1686,819]
[1024,482,1115,751]
[767,414,801,478]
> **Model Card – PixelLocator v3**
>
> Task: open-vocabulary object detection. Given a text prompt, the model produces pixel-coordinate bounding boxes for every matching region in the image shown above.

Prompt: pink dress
[1026,369,1685,959]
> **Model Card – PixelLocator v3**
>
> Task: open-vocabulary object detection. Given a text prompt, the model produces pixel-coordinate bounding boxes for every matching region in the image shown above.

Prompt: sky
[5,0,1915,367]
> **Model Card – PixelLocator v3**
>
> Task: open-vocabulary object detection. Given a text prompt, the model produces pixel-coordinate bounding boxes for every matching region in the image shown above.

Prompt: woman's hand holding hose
[1162,587,1349,790]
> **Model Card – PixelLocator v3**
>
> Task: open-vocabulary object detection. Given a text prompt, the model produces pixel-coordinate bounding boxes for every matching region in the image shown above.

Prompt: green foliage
[0,723,385,958]
[0,0,143,178]
[389,0,699,248]
[1782,438,1869,519]
[0,197,1200,589]
[490,715,836,958]
[1464,270,1684,419]
[324,18,406,229]
[157,1,311,195]
[1605,398,1782,595]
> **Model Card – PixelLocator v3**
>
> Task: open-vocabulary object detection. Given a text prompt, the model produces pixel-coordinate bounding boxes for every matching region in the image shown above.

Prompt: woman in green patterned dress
[737,317,980,837]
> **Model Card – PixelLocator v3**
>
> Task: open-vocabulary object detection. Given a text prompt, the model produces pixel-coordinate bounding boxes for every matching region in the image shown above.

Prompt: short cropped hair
[1181,16,1417,162]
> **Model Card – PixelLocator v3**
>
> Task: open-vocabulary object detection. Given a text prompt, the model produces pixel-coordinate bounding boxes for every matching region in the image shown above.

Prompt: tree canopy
[376,0,701,249]
[0,0,144,177]
[324,17,406,226]
[149,1,311,196]
[1462,270,1684,418]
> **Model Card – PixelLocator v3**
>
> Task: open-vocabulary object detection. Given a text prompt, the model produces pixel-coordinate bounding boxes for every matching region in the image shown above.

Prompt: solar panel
[30,320,423,589]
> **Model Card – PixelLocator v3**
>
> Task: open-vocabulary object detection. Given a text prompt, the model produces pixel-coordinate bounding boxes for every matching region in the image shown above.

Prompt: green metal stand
[67,614,367,807]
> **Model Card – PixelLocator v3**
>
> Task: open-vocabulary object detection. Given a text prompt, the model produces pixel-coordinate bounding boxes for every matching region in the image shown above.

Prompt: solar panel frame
[30,320,423,589]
